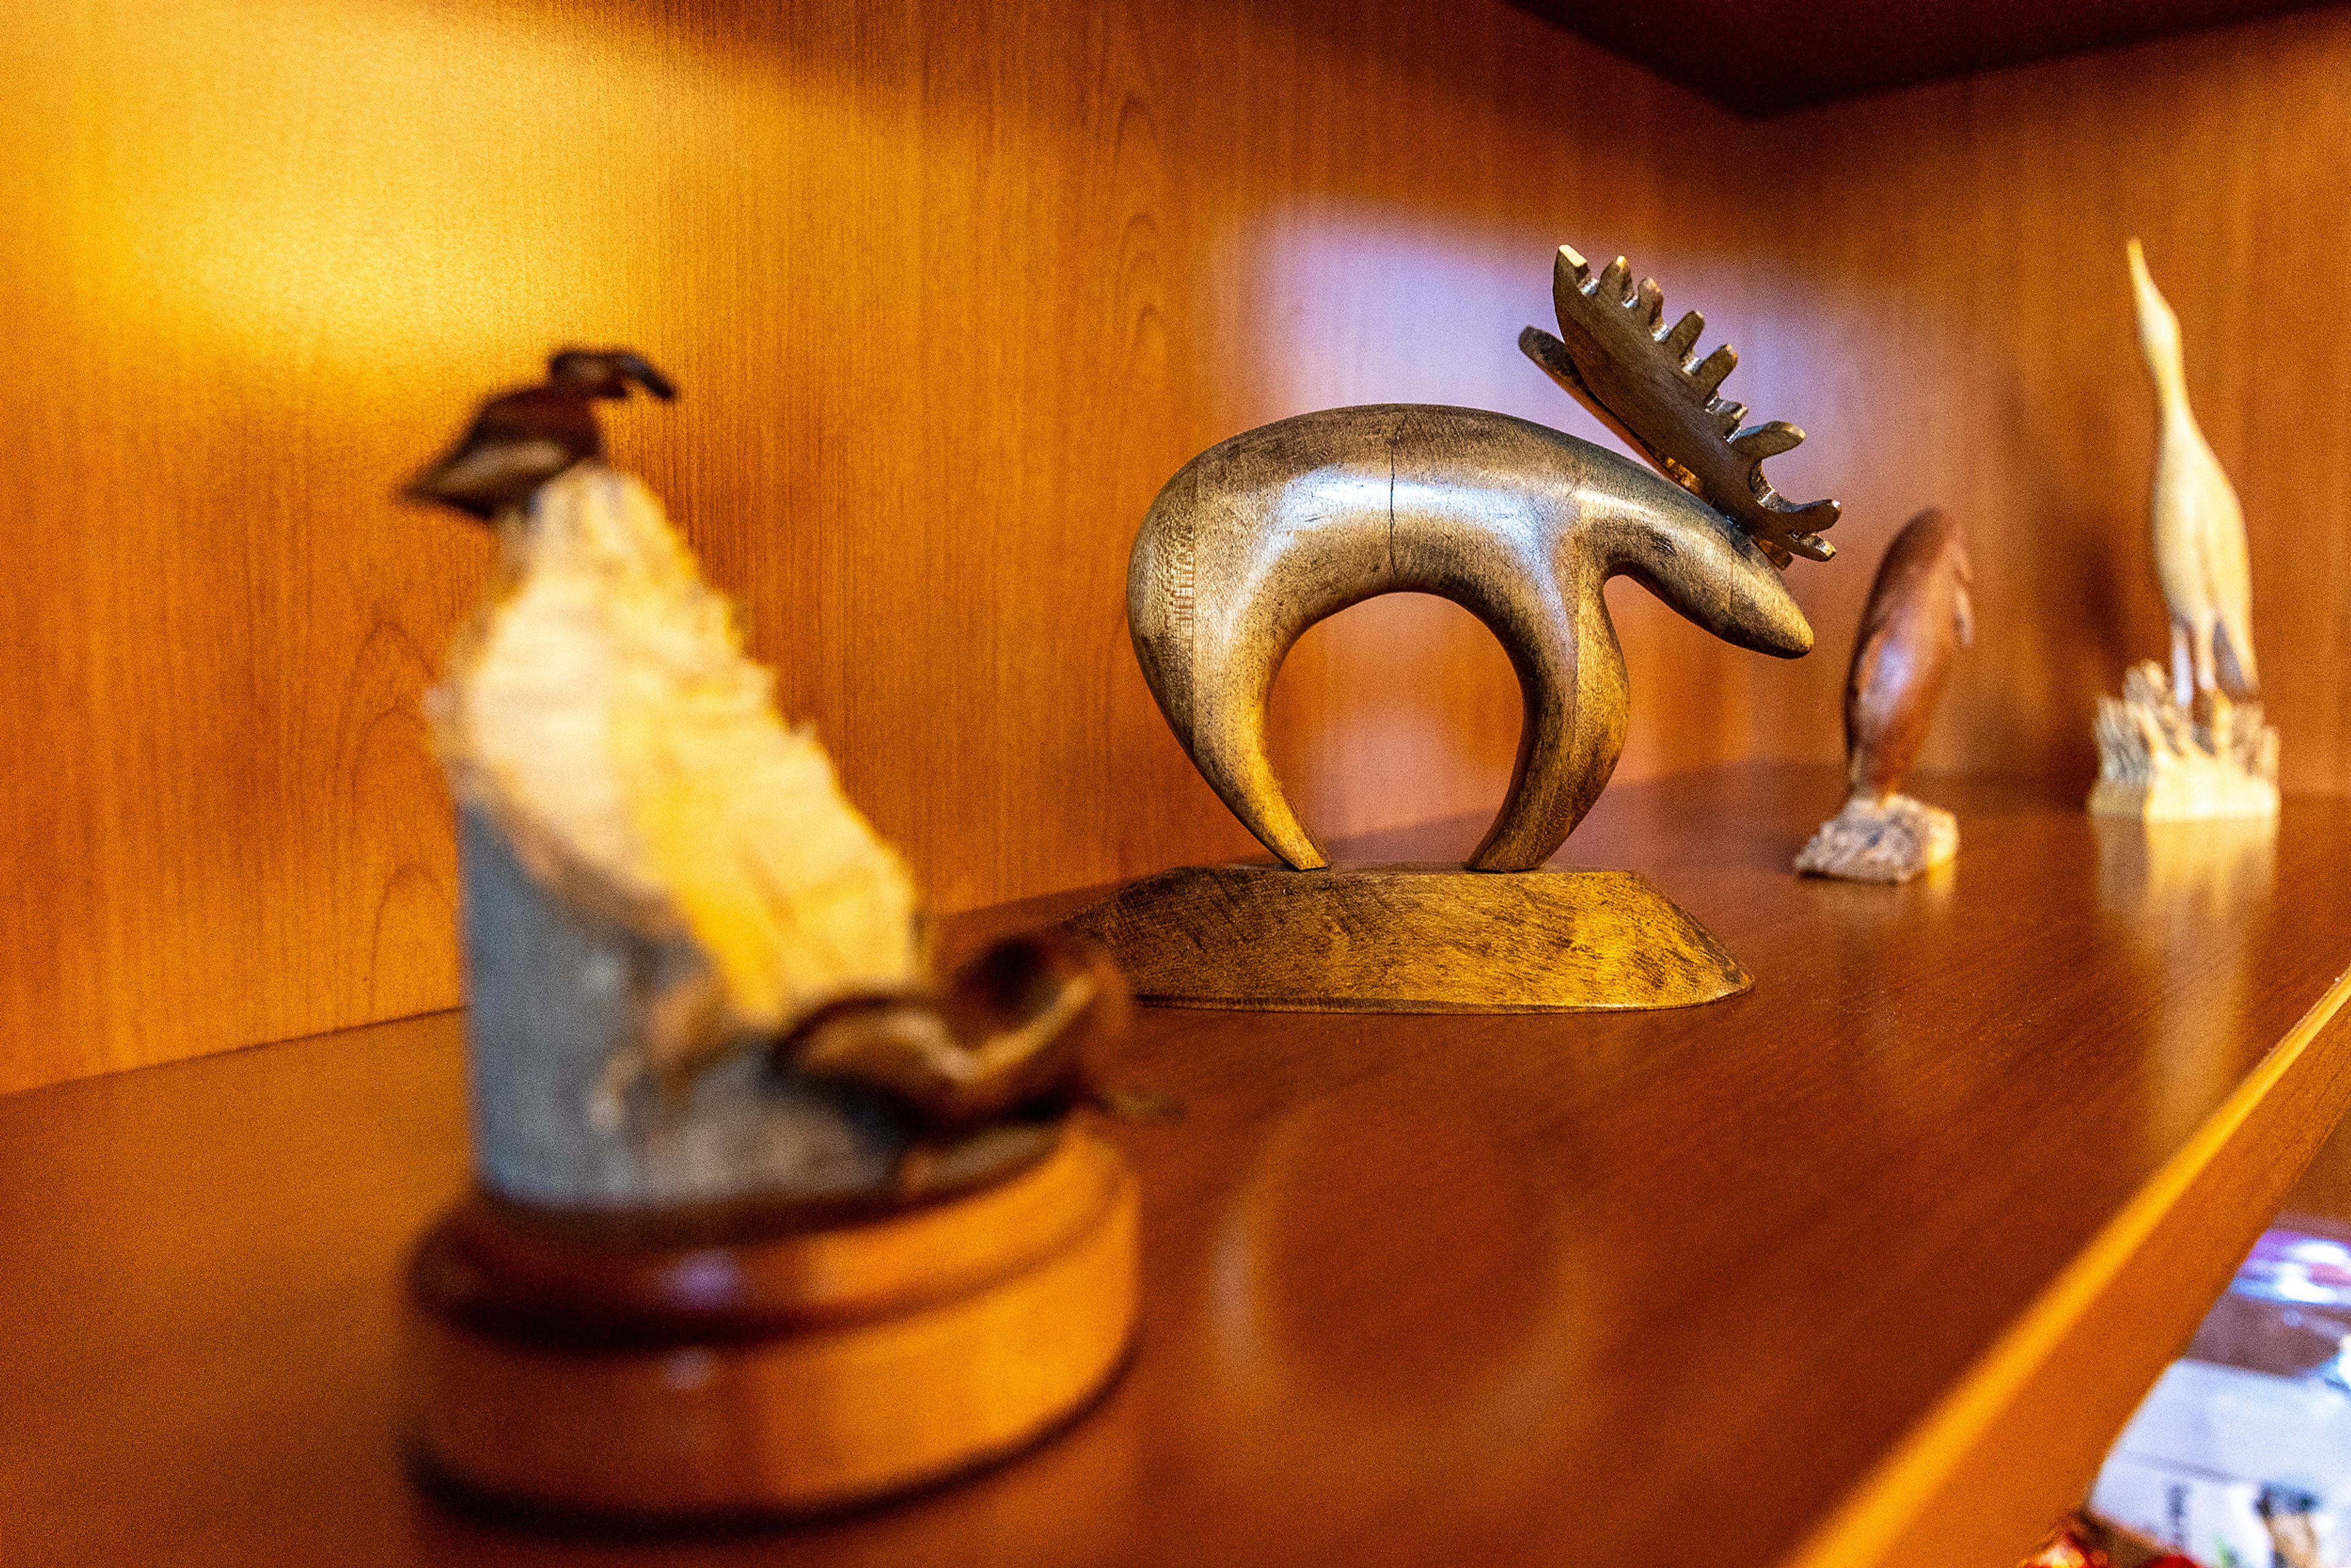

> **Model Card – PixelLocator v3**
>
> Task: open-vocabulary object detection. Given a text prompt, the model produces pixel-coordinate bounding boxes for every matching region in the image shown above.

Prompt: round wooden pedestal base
[406,1130,1139,1521]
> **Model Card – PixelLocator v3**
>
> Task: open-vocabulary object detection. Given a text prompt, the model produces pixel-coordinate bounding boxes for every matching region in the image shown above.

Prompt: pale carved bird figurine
[2129,239,2259,705]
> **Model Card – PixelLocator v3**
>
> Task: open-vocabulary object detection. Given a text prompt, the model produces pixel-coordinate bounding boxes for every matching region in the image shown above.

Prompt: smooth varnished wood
[0,0,1785,1093]
[1733,9,2351,805]
[1791,964,2351,1568]
[1065,865,1749,1011]
[407,1130,1141,1520]
[24,0,2351,1093]
[9,765,2351,1568]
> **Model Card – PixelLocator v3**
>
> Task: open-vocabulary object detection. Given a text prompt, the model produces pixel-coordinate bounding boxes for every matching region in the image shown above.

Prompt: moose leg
[1466,583,1624,872]
[1184,629,1330,871]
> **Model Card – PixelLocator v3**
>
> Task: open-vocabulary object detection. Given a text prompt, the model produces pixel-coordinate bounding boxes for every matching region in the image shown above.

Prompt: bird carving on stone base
[2129,240,2259,707]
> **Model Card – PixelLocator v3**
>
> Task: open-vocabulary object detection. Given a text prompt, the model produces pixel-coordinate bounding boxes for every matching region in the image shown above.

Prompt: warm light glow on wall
[32,0,882,383]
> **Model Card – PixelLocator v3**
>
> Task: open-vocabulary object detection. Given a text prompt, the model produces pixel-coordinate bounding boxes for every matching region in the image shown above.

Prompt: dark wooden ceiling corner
[1512,0,2341,115]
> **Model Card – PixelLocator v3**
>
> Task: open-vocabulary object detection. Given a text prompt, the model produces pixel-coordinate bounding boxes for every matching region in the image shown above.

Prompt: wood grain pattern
[408,1130,1141,1519]
[0,0,1780,1091]
[1792,967,2351,1568]
[6,764,2350,1567]
[1731,7,2351,804]
[16,0,2351,1093]
[2284,1086,2351,1222]
[1065,865,1750,1010]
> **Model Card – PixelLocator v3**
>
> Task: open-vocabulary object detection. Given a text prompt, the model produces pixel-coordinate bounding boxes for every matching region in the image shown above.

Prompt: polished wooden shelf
[5,763,2348,1567]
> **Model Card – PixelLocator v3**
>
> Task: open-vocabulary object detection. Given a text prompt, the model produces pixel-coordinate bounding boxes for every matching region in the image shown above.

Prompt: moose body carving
[1128,246,1836,873]
[1077,245,1842,1013]
[1131,405,1813,871]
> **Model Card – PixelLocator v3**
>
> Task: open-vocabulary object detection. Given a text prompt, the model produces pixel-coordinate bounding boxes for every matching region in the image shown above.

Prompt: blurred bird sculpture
[413,350,1127,1206]
[1796,508,1972,883]
[408,348,675,519]
[2089,244,2279,821]
[403,352,1147,1524]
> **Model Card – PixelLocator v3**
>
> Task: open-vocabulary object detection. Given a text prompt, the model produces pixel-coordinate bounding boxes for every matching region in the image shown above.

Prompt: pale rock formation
[1794,793,1959,884]
[2089,661,2279,823]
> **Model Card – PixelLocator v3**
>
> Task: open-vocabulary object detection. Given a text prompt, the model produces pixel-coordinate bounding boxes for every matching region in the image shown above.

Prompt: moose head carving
[1128,246,1837,872]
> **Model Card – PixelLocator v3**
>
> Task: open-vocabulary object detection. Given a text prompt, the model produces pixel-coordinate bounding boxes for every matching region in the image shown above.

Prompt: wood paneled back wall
[8,0,2351,1092]
[1735,6,2351,792]
[0,0,1772,1090]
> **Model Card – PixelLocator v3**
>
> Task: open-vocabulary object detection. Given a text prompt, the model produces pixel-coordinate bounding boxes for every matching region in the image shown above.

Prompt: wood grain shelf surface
[5,763,2349,1568]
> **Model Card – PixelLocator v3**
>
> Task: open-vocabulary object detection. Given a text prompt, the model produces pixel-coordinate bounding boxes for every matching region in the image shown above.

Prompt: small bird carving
[1845,507,1973,803]
[408,348,675,519]
[2129,240,2259,705]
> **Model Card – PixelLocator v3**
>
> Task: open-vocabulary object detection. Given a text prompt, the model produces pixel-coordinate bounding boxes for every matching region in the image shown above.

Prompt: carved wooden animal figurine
[1796,508,1973,883]
[2130,240,2257,707]
[403,353,1142,1521]
[409,347,675,518]
[2090,244,2278,821]
[1077,247,1839,1012]
[1129,247,1828,874]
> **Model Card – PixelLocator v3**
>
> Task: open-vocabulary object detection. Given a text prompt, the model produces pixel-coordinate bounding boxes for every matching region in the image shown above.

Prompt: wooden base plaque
[1065,865,1749,1012]
[407,1128,1139,1522]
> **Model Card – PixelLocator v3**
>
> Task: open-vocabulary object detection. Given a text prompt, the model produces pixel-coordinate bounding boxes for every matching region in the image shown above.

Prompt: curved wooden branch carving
[1130,405,1815,872]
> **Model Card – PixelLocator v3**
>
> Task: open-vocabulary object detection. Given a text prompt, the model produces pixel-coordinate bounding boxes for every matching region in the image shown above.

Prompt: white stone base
[2089,661,2279,823]
[1794,793,1959,884]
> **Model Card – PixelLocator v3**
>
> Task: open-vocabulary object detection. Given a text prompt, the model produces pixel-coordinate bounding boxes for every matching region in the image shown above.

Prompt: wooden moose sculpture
[1073,247,1839,1011]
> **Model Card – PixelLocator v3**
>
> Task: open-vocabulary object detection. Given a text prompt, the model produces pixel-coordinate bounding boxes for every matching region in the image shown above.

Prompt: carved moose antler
[1128,246,1834,874]
[1520,246,1837,566]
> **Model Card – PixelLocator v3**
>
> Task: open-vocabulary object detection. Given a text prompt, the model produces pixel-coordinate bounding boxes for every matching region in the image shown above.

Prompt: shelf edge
[1782,962,2351,1568]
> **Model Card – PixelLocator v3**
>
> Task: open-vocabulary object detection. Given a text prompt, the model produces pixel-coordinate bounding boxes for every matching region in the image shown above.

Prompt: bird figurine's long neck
[2130,241,2200,440]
